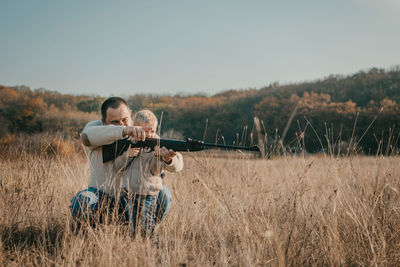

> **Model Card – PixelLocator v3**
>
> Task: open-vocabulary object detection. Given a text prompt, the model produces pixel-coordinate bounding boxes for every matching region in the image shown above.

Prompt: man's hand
[154,146,177,164]
[122,126,152,141]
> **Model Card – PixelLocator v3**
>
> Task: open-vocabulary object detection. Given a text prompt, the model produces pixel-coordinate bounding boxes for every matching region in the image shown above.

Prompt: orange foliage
[0,86,20,102]
[380,98,399,113]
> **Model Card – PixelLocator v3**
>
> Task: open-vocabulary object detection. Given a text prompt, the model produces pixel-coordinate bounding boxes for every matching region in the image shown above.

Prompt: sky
[1,0,399,96]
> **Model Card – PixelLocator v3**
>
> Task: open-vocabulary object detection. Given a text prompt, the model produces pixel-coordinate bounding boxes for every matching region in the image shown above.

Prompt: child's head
[132,109,158,138]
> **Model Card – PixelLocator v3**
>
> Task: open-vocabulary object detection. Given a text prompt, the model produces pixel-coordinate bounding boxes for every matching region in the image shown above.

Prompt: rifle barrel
[203,142,260,152]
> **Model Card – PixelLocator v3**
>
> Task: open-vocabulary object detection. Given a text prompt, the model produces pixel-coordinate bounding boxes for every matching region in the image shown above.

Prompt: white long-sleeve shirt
[80,120,125,194]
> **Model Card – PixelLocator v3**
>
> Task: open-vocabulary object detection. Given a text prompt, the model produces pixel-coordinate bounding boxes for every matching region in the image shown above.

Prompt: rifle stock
[102,138,260,163]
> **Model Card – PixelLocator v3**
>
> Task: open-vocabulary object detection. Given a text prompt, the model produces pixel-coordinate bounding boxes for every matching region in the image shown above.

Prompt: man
[70,97,173,226]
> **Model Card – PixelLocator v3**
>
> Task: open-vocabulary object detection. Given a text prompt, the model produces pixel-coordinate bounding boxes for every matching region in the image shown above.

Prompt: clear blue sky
[1,0,399,96]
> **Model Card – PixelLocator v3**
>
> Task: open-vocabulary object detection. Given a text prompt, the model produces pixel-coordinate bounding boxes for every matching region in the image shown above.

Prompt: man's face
[104,104,132,126]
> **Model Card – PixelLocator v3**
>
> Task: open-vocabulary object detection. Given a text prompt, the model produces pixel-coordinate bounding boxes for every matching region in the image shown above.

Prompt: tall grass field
[0,135,399,266]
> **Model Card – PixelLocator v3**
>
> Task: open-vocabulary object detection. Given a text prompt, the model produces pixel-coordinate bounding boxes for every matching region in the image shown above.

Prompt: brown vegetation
[2,66,400,154]
[1,141,399,266]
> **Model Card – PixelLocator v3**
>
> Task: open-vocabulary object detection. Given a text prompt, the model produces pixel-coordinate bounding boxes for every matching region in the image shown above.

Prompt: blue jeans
[126,194,157,236]
[70,184,172,227]
[69,187,118,225]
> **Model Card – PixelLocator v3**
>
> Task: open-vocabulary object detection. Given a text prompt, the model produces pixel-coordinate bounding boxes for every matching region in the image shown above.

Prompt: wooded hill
[1,66,400,154]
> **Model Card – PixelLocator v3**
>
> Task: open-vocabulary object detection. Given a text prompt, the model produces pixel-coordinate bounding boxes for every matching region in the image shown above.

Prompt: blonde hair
[132,109,158,129]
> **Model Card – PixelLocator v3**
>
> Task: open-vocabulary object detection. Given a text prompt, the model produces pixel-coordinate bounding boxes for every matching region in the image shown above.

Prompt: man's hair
[132,109,158,128]
[101,97,129,121]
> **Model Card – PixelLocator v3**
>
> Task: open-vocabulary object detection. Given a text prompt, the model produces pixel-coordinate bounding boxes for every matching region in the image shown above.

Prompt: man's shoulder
[85,120,103,127]
[81,120,104,146]
[82,120,106,131]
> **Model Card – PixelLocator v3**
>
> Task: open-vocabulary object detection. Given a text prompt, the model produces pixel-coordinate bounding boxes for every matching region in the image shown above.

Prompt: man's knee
[70,188,99,220]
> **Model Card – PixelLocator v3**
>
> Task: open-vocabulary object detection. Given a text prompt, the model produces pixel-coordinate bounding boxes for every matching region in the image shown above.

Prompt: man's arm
[81,120,125,149]
[81,120,149,149]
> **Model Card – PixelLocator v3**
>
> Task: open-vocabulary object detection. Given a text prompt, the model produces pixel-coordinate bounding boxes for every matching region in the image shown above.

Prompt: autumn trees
[0,85,98,136]
[1,66,400,154]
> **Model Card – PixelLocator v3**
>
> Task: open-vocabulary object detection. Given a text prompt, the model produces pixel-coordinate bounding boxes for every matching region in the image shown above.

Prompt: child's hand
[154,146,177,164]
[127,146,140,158]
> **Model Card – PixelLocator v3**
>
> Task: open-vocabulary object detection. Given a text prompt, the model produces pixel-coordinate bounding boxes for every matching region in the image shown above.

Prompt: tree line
[1,66,400,154]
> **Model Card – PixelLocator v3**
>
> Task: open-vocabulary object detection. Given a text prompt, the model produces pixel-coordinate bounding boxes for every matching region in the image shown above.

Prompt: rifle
[102,138,261,163]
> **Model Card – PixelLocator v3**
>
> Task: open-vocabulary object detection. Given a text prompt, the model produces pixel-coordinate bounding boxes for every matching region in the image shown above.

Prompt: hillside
[1,66,400,154]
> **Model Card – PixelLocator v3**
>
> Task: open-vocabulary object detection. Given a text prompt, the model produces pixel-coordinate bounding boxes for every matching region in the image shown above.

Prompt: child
[112,109,183,237]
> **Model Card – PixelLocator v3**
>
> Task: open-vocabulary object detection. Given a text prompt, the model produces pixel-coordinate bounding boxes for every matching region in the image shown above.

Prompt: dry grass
[1,144,400,266]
